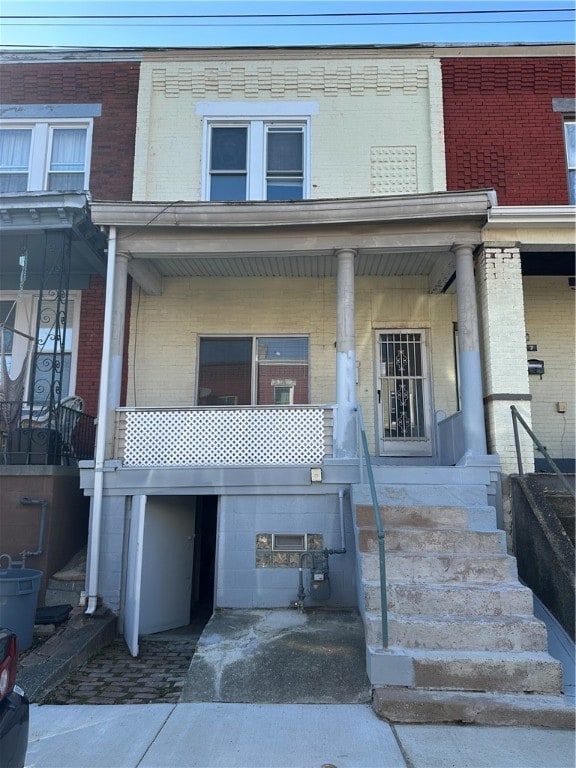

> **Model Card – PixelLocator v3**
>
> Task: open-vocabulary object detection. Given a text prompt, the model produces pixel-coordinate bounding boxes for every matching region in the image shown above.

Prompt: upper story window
[0,118,93,194]
[564,120,575,204]
[208,122,305,202]
[197,101,317,202]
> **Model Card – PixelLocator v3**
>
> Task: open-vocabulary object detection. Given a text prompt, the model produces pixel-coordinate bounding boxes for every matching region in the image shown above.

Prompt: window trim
[0,118,93,192]
[197,102,317,202]
[563,118,575,205]
[196,334,310,406]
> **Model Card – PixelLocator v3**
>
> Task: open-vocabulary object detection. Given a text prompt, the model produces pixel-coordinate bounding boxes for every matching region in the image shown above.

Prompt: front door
[376,330,433,456]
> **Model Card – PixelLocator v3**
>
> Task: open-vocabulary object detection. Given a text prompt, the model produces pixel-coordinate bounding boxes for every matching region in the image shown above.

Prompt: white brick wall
[133,56,446,201]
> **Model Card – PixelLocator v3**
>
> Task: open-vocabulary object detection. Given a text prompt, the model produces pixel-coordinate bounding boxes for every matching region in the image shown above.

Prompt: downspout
[85,226,117,615]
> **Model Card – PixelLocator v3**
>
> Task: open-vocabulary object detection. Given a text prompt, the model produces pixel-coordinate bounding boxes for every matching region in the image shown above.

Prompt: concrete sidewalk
[26,702,575,768]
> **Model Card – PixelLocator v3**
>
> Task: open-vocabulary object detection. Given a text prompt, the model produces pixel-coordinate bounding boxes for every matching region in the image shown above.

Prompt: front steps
[352,480,574,727]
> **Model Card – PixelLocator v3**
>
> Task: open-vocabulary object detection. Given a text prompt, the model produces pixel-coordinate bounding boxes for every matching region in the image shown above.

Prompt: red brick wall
[442,57,575,205]
[76,275,132,414]
[0,61,140,200]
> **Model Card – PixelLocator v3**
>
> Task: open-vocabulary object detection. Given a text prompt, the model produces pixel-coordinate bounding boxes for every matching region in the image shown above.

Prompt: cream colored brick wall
[129,276,459,453]
[127,277,337,406]
[133,57,445,201]
[523,276,575,465]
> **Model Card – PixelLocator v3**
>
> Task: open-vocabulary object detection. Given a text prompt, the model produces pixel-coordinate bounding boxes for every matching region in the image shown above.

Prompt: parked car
[0,629,29,768]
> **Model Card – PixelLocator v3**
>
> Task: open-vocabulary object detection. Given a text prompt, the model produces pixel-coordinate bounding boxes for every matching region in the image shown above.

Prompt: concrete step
[44,577,84,608]
[365,613,549,651]
[353,482,490,508]
[407,648,565,694]
[367,646,564,695]
[355,504,470,529]
[364,581,535,616]
[371,686,575,728]
[358,526,506,555]
[360,551,518,583]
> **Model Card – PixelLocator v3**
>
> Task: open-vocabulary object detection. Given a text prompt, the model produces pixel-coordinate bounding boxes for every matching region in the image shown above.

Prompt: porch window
[0,291,80,402]
[197,336,309,406]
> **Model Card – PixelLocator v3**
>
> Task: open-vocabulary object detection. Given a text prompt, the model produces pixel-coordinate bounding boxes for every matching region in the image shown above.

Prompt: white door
[376,330,433,457]
[124,495,146,657]
[138,496,196,635]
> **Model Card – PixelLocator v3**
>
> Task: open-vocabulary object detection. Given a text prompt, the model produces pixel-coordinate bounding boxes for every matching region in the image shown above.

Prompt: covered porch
[90,189,495,472]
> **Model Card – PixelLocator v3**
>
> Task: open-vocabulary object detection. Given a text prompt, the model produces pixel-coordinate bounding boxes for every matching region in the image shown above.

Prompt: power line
[1,7,574,21]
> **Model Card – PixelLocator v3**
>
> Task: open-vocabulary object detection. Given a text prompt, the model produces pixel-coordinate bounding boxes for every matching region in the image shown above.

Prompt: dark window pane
[198,337,252,405]
[211,127,247,171]
[210,174,247,201]
[267,130,303,172]
[266,181,303,201]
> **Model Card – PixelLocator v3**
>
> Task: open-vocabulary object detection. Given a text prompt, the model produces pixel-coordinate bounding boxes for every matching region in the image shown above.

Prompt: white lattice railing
[114,406,334,467]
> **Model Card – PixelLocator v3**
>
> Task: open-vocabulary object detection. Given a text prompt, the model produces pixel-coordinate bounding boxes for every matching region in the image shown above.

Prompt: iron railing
[0,400,96,466]
[510,405,575,498]
[357,404,389,647]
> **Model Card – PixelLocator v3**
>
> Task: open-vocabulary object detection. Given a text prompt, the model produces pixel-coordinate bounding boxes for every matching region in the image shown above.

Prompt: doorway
[376,329,433,456]
[124,494,218,655]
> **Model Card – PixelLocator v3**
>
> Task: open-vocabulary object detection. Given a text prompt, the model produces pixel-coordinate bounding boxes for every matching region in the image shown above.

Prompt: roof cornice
[487,206,576,229]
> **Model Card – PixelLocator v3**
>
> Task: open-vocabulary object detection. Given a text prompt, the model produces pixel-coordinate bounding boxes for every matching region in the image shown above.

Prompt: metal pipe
[19,497,47,566]
[337,488,347,553]
[86,225,117,615]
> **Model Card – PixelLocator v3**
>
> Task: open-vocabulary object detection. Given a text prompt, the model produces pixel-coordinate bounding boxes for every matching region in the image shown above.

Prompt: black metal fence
[0,400,96,465]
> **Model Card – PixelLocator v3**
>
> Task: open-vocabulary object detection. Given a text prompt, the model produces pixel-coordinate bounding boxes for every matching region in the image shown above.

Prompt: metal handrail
[511,405,575,498]
[356,404,389,648]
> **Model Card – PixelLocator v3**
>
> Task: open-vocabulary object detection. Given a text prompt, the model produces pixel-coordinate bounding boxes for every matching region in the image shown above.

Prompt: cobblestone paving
[42,637,198,705]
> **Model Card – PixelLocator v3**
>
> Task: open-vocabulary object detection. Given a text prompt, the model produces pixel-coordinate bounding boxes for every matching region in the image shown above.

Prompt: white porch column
[335,248,357,458]
[104,251,129,456]
[476,244,533,474]
[454,244,488,456]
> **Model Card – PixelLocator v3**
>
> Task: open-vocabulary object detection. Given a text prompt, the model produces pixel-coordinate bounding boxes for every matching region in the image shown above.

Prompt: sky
[0,0,574,49]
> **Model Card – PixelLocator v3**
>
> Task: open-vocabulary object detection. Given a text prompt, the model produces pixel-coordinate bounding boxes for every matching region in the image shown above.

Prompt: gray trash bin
[0,568,43,651]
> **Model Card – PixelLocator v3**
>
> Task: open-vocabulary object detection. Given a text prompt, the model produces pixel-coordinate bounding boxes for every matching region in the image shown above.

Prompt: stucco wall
[133,56,445,201]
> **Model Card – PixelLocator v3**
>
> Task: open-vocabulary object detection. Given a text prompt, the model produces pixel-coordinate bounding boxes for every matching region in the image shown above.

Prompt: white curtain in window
[0,129,31,192]
[48,128,86,190]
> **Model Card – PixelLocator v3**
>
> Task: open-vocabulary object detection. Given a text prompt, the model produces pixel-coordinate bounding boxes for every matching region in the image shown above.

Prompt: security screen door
[376,330,433,456]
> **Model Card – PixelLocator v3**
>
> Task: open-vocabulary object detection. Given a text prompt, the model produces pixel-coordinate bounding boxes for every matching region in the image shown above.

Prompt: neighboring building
[0,51,140,603]
[441,49,575,475]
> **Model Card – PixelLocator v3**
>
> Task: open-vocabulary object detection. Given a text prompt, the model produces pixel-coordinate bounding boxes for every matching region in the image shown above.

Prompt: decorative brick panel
[442,57,575,205]
[151,64,430,97]
[370,146,418,194]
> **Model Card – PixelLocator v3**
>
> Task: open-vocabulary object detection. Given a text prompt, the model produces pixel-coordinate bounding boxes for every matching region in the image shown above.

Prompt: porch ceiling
[93,190,495,292]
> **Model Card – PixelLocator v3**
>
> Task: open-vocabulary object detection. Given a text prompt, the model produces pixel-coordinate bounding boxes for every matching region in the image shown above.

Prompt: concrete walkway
[26,702,575,768]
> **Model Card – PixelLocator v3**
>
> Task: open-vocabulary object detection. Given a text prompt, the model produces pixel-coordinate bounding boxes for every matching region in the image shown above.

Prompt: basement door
[376,330,433,457]
[124,495,196,657]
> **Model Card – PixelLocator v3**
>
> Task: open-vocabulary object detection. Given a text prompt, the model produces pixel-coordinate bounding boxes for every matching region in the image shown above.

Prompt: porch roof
[0,191,107,289]
[90,189,495,293]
